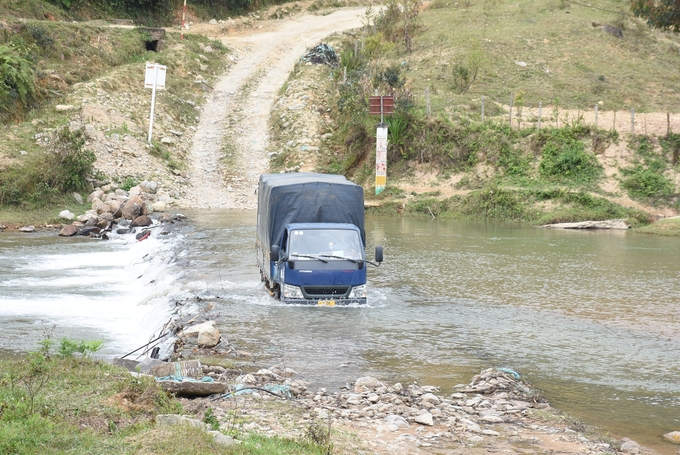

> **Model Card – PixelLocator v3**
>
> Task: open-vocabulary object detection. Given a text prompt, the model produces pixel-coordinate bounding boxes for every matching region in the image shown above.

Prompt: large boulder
[354,376,384,393]
[59,224,79,237]
[181,321,221,348]
[100,200,122,217]
[197,327,221,348]
[58,210,75,220]
[131,215,152,227]
[122,195,144,219]
[663,432,680,444]
[86,189,104,203]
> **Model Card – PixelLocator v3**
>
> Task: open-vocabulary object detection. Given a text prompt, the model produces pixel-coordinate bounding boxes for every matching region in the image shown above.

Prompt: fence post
[667,113,671,136]
[481,95,485,122]
[595,104,598,128]
[631,108,635,135]
[537,102,542,130]
[343,66,347,84]
[509,93,513,127]
[425,86,431,118]
[612,110,616,131]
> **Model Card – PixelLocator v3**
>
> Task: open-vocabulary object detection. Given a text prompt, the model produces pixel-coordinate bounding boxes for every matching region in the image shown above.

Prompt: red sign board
[369,96,395,115]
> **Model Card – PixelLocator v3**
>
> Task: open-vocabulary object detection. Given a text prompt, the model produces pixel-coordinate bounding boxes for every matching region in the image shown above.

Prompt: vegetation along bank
[2,0,680,235]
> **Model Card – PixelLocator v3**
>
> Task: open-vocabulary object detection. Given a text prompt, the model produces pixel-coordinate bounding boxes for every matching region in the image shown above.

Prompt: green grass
[633,217,680,236]
[0,350,338,455]
[411,0,680,113]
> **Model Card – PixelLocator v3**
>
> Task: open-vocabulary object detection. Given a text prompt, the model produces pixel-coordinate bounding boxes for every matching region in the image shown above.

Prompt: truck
[256,172,383,305]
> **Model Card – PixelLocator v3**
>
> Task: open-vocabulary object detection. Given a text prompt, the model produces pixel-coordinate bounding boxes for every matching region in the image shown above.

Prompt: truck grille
[302,286,349,297]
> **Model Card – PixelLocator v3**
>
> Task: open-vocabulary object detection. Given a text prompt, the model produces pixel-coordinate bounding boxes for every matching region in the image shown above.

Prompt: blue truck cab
[256,173,383,305]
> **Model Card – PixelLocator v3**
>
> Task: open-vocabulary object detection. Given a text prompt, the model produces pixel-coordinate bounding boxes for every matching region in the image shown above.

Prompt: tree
[631,0,680,32]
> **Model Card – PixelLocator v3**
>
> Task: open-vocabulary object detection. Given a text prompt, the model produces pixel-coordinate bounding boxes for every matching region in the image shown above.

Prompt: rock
[19,225,35,232]
[131,215,152,227]
[208,18,217,24]
[156,414,208,429]
[384,414,410,429]
[160,137,175,145]
[603,24,623,38]
[58,210,75,220]
[621,439,640,454]
[420,392,441,405]
[414,412,434,426]
[102,200,123,217]
[354,376,384,393]
[158,379,227,397]
[55,104,75,111]
[87,189,105,203]
[59,224,79,237]
[197,325,221,348]
[137,357,167,374]
[72,192,83,204]
[122,195,144,219]
[204,45,214,53]
[182,321,216,338]
[112,357,139,371]
[664,432,680,444]
[151,201,167,212]
[208,431,235,446]
[515,61,527,67]
[79,226,101,236]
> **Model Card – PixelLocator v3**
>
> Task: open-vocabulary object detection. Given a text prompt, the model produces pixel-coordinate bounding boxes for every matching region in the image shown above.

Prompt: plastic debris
[301,43,338,67]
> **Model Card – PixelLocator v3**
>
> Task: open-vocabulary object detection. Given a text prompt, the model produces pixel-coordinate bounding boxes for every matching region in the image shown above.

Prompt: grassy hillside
[268,0,680,230]
[412,0,680,113]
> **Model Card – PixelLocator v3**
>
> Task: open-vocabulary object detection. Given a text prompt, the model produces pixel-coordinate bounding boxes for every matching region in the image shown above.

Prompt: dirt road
[176,8,366,209]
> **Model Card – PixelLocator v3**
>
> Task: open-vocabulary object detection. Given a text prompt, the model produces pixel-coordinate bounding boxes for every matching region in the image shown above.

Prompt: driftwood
[542,219,630,230]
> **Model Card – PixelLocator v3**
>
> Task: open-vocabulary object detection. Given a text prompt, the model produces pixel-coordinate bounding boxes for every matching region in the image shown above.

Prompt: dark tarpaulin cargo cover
[257,173,365,250]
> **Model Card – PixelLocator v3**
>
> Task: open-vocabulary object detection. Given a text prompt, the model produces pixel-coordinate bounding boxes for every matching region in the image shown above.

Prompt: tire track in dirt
[176,9,366,209]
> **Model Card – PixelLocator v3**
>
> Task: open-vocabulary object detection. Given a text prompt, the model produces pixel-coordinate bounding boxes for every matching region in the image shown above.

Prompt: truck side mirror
[271,245,280,262]
[375,246,384,263]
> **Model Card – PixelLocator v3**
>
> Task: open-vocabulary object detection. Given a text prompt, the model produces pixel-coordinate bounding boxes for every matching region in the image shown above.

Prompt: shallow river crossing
[1,210,679,453]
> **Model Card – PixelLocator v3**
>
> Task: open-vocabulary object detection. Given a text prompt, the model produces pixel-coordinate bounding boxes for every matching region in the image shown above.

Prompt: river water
[1,209,679,453]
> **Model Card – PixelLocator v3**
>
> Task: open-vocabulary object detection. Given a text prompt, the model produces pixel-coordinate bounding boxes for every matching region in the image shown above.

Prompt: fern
[0,44,35,112]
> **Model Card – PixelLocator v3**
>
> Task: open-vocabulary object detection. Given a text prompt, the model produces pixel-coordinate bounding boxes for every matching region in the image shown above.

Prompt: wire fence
[422,89,680,137]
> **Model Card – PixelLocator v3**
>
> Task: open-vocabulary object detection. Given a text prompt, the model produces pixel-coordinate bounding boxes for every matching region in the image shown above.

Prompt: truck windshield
[289,229,362,260]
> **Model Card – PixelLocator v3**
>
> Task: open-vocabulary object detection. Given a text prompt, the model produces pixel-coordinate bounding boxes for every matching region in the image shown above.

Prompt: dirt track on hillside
[175,9,366,209]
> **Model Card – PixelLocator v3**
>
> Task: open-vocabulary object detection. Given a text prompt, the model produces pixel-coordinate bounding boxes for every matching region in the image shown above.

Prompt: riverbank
[0,344,665,455]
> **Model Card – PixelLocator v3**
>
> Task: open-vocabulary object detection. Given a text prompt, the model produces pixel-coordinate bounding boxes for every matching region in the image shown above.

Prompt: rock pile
[178,367,632,455]
[58,180,180,238]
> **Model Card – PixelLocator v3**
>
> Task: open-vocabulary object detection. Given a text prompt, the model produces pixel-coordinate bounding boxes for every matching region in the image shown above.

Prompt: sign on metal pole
[369,96,394,117]
[369,96,393,194]
[375,123,388,195]
[145,63,167,143]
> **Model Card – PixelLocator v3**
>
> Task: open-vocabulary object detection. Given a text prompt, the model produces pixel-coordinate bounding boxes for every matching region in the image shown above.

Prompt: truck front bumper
[280,297,367,306]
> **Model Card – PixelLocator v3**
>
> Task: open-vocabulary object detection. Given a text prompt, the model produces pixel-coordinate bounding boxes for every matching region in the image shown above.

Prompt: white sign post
[144,63,167,143]
[375,123,388,195]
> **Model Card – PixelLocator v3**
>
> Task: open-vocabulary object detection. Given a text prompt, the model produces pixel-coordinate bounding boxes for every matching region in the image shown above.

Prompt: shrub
[0,44,35,121]
[621,165,675,202]
[538,129,601,183]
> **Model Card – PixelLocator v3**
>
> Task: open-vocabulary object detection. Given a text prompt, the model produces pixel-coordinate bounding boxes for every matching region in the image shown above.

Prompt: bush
[538,129,601,183]
[0,127,95,206]
[0,44,35,122]
[621,165,675,202]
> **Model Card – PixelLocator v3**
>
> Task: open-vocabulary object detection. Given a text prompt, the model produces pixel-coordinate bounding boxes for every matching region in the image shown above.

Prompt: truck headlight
[348,285,367,299]
[282,284,304,299]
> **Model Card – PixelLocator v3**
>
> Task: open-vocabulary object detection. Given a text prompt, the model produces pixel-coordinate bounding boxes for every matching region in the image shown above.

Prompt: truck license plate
[318,300,336,306]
